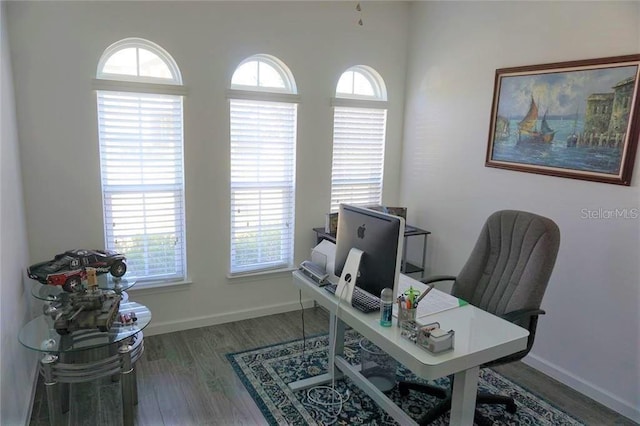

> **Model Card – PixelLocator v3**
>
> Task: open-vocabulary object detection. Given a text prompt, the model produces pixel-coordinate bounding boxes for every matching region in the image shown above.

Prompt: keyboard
[324,283,381,313]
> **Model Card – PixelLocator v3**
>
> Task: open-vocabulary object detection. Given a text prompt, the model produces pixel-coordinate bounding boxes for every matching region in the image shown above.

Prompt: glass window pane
[353,72,374,96]
[258,62,285,89]
[336,71,354,95]
[138,48,173,79]
[102,48,137,76]
[232,61,259,86]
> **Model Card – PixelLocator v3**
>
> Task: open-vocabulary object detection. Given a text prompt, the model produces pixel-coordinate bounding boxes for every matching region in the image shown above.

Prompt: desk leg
[119,343,135,426]
[449,366,479,426]
[287,312,345,392]
[41,354,63,426]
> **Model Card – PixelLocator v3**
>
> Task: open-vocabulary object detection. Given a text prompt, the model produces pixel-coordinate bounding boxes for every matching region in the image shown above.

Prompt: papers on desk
[393,275,466,319]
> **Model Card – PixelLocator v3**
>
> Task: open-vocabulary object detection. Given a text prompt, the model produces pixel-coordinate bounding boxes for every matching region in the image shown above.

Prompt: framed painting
[486,54,640,185]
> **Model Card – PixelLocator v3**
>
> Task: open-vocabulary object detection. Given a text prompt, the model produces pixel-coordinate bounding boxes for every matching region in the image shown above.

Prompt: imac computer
[326,204,405,312]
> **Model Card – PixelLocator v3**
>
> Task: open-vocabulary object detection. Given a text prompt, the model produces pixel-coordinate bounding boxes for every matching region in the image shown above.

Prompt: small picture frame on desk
[385,207,407,221]
[368,205,408,221]
[325,213,338,234]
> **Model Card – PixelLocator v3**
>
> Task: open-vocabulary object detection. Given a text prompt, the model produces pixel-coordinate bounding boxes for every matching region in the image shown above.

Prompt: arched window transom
[97,38,182,84]
[336,65,386,100]
[231,54,296,94]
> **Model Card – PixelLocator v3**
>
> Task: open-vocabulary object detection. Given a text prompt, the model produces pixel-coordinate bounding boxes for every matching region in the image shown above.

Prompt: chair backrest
[452,210,560,320]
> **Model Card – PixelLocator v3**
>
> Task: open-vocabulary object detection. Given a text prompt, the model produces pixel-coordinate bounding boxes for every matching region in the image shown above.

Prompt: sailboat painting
[486,55,640,186]
[517,96,556,144]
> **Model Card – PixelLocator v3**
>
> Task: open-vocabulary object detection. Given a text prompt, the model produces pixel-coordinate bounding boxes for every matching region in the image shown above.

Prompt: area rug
[227,330,585,425]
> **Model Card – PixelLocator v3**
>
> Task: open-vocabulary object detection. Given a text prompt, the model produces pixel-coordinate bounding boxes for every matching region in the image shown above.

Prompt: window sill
[227,266,297,283]
[127,278,193,295]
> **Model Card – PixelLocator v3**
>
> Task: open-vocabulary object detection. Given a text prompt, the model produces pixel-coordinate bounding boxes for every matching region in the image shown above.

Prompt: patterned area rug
[227,330,585,425]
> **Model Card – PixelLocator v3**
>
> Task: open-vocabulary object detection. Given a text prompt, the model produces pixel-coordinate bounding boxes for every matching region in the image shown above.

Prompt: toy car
[118,312,138,325]
[27,249,127,292]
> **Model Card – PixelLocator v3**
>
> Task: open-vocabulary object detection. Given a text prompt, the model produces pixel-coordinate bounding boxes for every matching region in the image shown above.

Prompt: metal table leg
[119,343,135,426]
[420,233,428,280]
[402,236,408,274]
[41,354,63,426]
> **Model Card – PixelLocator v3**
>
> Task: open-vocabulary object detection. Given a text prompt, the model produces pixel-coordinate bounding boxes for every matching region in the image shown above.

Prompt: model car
[27,249,127,292]
[118,312,138,325]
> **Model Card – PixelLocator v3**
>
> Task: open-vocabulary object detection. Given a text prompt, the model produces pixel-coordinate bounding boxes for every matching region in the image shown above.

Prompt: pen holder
[397,303,417,329]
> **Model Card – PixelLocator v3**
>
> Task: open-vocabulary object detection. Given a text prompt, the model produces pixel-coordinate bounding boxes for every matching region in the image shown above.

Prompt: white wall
[402,1,639,421]
[6,2,409,334]
[0,2,36,424]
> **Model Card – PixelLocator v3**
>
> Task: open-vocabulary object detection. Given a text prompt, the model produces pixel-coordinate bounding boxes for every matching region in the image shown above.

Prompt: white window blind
[229,98,297,274]
[97,90,186,282]
[330,106,387,212]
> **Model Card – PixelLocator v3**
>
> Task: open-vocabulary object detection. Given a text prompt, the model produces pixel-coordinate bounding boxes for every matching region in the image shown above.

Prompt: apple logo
[357,224,366,239]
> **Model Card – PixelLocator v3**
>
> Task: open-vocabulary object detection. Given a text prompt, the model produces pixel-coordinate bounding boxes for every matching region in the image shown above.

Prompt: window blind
[330,106,387,212]
[97,90,185,282]
[229,98,297,274]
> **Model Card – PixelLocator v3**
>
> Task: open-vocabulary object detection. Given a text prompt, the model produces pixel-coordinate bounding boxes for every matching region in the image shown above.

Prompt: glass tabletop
[31,274,136,301]
[18,302,151,353]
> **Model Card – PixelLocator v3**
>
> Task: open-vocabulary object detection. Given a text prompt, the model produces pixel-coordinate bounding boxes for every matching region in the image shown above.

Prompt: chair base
[477,392,517,414]
[398,380,447,399]
[398,381,517,425]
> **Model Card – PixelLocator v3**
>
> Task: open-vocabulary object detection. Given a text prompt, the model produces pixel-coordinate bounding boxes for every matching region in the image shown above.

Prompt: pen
[415,284,435,305]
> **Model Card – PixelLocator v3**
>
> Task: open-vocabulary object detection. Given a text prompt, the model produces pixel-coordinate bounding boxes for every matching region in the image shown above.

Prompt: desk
[289,271,528,425]
[313,225,431,278]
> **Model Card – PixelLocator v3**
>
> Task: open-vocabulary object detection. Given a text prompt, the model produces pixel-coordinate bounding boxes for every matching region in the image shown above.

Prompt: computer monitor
[334,204,405,301]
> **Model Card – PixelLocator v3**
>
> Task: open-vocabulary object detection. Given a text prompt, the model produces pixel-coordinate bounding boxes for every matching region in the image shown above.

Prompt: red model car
[27,249,127,292]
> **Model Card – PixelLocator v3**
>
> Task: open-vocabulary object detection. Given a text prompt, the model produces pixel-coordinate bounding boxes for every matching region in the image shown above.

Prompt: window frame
[227,54,299,277]
[94,38,188,286]
[330,65,388,213]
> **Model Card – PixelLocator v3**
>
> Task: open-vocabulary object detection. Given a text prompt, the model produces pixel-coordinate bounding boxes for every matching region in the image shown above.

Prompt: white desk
[290,270,529,425]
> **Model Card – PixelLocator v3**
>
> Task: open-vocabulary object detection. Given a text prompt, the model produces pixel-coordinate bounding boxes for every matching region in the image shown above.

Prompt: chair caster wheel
[398,382,410,396]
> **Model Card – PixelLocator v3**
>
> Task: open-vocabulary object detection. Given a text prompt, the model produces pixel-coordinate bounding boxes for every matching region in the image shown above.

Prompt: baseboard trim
[524,354,640,423]
[144,298,316,336]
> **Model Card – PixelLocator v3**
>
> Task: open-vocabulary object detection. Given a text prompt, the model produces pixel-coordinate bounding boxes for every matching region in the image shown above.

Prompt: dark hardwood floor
[29,307,635,425]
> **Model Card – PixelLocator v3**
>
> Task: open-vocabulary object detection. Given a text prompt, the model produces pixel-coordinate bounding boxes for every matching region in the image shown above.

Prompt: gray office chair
[398,210,560,425]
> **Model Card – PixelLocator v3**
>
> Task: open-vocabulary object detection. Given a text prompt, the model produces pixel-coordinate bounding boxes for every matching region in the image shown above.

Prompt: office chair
[398,210,560,425]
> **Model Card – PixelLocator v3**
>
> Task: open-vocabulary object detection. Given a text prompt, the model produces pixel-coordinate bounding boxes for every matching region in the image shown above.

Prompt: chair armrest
[420,275,457,285]
[483,309,546,367]
[501,309,545,323]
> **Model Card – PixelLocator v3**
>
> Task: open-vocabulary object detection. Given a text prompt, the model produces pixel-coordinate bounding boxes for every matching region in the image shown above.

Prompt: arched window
[336,65,386,100]
[231,54,296,93]
[330,66,388,212]
[97,39,181,83]
[94,38,187,285]
[228,54,299,275]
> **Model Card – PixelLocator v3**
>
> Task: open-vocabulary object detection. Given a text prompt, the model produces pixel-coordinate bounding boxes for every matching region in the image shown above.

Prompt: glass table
[31,274,136,301]
[18,302,151,426]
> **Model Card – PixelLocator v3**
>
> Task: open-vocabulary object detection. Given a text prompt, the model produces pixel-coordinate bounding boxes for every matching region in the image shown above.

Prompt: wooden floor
[29,307,634,426]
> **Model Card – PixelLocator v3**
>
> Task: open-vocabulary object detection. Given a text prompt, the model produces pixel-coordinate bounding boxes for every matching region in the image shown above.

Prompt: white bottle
[379,288,393,327]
